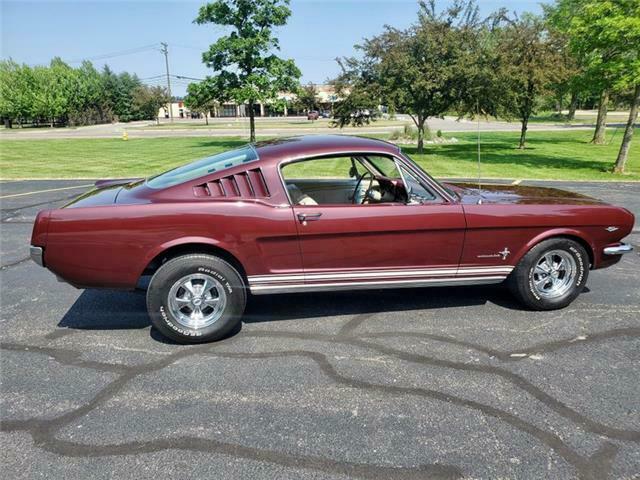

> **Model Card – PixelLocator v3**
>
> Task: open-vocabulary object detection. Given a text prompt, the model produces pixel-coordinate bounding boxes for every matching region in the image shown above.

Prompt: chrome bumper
[30,245,44,266]
[603,243,634,256]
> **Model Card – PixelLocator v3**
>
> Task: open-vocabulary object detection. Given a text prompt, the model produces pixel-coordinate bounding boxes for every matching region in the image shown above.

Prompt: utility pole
[160,42,173,122]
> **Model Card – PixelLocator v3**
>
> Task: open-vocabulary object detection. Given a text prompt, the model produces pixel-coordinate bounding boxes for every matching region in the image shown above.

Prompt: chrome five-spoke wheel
[531,249,577,299]
[168,273,227,329]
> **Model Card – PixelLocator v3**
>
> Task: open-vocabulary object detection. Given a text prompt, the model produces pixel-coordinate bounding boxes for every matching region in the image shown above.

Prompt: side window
[283,157,359,180]
[281,156,365,206]
[366,155,401,178]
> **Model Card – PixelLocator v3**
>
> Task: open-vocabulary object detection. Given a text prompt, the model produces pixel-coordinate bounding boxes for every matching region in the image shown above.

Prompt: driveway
[1,180,639,479]
[0,116,628,140]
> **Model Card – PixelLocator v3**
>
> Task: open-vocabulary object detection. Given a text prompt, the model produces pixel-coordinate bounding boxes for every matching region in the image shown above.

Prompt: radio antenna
[476,98,482,190]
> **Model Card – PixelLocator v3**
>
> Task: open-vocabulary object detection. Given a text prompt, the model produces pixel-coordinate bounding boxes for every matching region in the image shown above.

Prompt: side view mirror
[349,166,358,178]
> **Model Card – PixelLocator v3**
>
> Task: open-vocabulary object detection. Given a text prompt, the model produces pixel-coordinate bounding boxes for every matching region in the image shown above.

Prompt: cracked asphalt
[1,179,639,480]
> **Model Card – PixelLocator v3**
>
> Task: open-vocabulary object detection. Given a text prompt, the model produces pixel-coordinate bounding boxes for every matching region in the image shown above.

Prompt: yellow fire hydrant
[122,131,128,141]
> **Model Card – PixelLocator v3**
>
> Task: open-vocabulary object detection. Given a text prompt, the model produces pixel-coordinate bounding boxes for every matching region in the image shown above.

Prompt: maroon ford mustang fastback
[30,135,634,343]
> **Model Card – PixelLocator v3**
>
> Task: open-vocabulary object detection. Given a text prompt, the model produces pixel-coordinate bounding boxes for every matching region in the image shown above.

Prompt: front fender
[511,228,595,268]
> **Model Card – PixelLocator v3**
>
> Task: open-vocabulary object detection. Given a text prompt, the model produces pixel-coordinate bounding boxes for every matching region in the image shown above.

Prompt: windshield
[146,145,258,189]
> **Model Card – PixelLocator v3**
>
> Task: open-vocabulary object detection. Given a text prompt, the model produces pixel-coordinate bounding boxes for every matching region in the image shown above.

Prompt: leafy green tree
[546,0,640,157]
[194,0,301,141]
[184,81,219,124]
[493,15,568,148]
[30,58,75,126]
[333,0,483,153]
[0,60,36,127]
[133,85,170,124]
[295,83,319,112]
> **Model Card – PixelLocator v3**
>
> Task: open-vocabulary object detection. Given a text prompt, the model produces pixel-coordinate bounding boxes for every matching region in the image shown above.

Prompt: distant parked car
[307,110,319,120]
[30,135,635,343]
[320,111,331,119]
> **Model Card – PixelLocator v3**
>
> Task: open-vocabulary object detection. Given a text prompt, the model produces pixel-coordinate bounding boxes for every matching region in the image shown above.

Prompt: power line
[66,44,160,64]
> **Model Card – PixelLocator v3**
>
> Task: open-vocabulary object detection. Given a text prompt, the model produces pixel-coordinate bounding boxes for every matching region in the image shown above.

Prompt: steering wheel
[352,171,374,204]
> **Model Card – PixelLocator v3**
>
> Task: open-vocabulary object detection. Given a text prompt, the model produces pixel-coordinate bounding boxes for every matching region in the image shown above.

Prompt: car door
[287,154,467,289]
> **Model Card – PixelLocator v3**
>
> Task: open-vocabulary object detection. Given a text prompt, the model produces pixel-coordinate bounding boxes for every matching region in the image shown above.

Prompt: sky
[1,0,543,96]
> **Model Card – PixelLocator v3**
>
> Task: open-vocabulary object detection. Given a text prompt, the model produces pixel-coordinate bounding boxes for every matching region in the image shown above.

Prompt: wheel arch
[139,238,248,283]
[514,229,595,268]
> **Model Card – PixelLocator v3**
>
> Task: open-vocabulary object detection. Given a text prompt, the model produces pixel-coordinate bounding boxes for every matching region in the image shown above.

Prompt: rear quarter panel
[44,201,301,289]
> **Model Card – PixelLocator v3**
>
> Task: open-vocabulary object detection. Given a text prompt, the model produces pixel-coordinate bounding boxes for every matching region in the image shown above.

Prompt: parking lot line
[0,184,93,199]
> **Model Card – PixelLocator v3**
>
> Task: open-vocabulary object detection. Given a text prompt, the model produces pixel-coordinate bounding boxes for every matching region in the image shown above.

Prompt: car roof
[252,135,401,165]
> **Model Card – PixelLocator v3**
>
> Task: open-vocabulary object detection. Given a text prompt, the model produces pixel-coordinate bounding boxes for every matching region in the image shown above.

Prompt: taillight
[30,210,51,246]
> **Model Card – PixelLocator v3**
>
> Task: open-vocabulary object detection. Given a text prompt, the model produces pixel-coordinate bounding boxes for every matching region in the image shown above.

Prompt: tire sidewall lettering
[159,305,203,336]
[527,244,586,302]
[197,267,233,293]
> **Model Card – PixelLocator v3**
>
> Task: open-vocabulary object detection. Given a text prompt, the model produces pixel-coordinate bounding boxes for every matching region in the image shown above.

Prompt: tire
[508,238,589,310]
[146,254,246,343]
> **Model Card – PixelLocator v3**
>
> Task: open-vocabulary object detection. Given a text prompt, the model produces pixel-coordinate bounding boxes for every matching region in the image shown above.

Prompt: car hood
[443,182,607,206]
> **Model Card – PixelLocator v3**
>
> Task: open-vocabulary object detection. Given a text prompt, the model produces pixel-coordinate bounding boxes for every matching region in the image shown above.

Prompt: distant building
[157,84,341,119]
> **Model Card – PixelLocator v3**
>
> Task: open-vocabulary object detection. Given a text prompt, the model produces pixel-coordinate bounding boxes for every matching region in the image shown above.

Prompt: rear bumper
[30,245,44,266]
[603,243,634,256]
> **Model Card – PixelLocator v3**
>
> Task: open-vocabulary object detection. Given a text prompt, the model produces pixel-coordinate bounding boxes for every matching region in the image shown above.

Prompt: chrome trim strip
[248,266,514,284]
[30,245,44,267]
[250,275,507,295]
[603,243,633,255]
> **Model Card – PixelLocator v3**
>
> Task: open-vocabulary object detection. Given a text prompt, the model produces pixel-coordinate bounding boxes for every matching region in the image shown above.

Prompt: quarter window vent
[193,168,270,198]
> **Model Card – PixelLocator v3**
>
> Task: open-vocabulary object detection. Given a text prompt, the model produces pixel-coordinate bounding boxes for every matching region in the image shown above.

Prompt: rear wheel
[508,238,589,310]
[146,254,246,343]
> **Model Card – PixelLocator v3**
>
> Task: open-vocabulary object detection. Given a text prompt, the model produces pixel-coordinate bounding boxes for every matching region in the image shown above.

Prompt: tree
[133,85,170,124]
[194,0,301,141]
[295,83,319,112]
[0,60,36,127]
[493,15,568,148]
[184,81,219,124]
[333,0,483,153]
[546,0,640,151]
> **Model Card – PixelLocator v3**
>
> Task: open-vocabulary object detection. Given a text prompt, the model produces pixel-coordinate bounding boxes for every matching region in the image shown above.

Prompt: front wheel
[146,254,246,343]
[508,238,589,310]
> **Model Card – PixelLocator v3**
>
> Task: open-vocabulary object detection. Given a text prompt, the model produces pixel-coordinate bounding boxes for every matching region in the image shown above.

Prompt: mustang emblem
[605,226,619,232]
[477,247,511,260]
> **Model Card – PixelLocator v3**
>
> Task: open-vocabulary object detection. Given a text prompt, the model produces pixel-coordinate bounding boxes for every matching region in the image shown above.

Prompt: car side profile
[30,135,634,343]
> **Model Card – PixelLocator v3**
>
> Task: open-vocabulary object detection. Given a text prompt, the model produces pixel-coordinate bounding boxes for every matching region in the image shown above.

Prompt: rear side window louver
[193,168,270,198]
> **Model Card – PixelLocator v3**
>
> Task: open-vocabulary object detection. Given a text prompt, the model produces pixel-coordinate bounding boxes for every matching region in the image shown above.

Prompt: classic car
[30,135,634,343]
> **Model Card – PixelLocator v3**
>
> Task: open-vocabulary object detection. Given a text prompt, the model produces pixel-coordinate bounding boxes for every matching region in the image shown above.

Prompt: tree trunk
[592,89,609,144]
[518,115,529,149]
[417,117,425,154]
[205,113,209,126]
[248,101,256,142]
[613,84,640,174]
[567,91,578,120]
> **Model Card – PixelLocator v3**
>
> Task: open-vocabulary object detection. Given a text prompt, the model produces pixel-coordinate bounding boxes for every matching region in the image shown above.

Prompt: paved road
[1,180,639,480]
[1,116,629,140]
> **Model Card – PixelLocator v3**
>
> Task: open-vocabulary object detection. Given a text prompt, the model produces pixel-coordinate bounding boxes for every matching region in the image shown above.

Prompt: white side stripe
[250,275,508,293]
[248,266,513,285]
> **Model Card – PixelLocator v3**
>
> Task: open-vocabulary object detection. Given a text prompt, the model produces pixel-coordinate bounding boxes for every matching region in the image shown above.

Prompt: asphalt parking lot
[1,179,639,480]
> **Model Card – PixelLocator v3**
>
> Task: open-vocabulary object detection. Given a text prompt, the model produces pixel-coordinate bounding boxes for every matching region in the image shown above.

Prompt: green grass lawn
[0,129,637,180]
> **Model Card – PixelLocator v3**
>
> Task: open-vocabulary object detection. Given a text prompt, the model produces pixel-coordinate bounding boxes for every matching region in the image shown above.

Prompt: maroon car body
[31,135,634,293]
[31,134,634,342]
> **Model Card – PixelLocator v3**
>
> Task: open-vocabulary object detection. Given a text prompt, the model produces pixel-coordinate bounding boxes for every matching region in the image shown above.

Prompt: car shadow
[57,284,525,340]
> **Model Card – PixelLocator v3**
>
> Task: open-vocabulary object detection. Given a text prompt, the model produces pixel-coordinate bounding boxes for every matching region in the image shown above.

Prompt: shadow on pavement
[57,284,524,336]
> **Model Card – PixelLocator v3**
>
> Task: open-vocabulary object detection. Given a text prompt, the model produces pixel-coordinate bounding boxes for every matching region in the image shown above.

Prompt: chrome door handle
[297,212,322,223]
